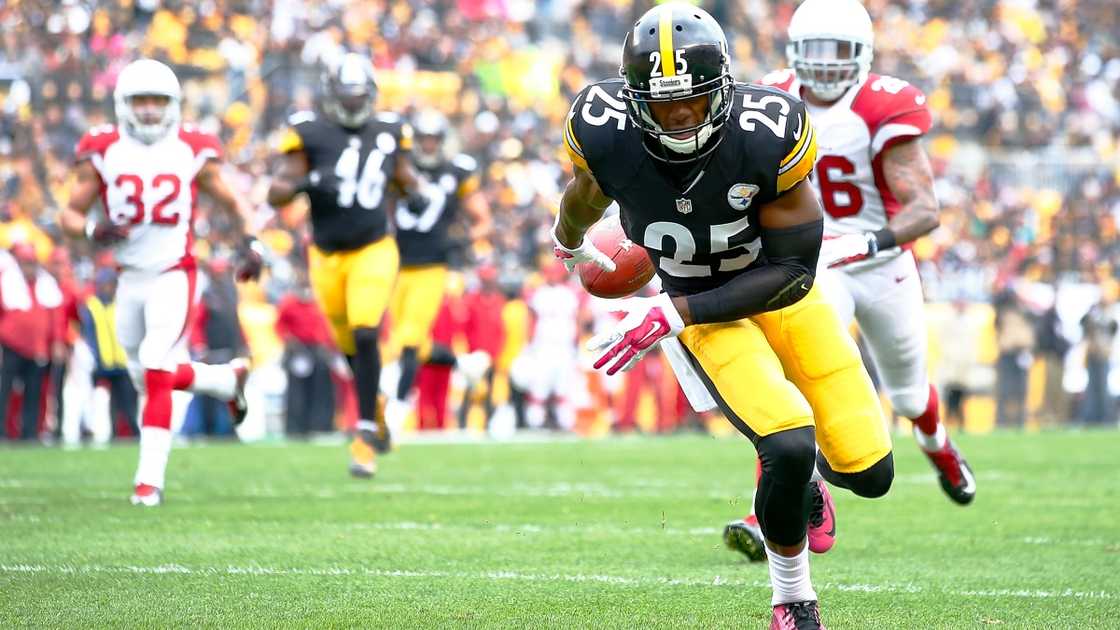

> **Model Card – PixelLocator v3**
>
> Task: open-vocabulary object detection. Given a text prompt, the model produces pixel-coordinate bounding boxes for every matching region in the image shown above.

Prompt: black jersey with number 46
[278,111,412,252]
[563,78,818,296]
[395,154,480,266]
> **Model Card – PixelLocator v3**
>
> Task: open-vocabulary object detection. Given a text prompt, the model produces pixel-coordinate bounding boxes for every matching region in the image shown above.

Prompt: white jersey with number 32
[75,124,222,271]
[760,69,932,248]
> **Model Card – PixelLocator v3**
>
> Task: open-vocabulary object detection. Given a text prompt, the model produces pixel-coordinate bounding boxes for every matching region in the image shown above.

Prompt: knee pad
[756,426,817,482]
[753,426,817,546]
[818,450,894,498]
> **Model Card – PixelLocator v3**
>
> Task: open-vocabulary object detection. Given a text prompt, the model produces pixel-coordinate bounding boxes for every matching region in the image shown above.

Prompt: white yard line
[0,563,1113,601]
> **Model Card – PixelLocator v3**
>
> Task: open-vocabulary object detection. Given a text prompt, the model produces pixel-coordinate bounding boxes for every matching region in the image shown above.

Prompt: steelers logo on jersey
[726,183,760,211]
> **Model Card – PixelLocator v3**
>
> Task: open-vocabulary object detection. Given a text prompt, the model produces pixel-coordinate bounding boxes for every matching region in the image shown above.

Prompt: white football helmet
[114,59,182,144]
[787,0,874,102]
[411,110,448,168]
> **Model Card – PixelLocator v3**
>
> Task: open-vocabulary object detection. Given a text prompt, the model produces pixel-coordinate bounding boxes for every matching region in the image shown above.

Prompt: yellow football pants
[308,236,399,355]
[388,264,449,359]
[679,284,891,474]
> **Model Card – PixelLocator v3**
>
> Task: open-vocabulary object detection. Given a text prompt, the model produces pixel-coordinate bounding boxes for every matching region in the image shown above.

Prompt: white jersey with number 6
[761,69,932,267]
[75,124,221,272]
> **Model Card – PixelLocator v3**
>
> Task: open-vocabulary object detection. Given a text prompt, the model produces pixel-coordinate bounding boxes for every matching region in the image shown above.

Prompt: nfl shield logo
[675,198,693,214]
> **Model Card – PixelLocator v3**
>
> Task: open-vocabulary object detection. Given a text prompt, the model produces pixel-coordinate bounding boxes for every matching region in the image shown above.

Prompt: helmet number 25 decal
[648,49,688,79]
[334,137,387,210]
[644,216,761,278]
[739,93,789,139]
[580,85,628,130]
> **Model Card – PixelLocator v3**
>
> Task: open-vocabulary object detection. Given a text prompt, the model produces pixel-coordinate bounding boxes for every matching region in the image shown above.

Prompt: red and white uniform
[761,69,934,418]
[514,281,585,430]
[74,124,217,375]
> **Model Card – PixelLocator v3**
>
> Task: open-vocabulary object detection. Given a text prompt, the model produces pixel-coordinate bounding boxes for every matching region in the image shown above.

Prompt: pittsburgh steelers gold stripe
[658,5,675,78]
[777,117,818,193]
[563,125,589,171]
[566,117,584,156]
[779,111,811,170]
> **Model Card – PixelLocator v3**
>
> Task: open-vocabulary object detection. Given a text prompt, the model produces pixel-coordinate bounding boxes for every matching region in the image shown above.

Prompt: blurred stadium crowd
[0,0,1118,443]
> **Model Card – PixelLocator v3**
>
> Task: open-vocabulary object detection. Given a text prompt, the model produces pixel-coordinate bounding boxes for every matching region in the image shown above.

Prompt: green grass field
[1,430,1118,629]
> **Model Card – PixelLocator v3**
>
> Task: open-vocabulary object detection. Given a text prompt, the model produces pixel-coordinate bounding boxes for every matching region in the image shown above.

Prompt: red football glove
[586,293,685,375]
[85,221,130,245]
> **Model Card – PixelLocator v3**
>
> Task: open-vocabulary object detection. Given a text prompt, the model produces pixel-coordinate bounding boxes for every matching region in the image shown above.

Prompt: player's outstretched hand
[586,293,684,375]
[819,232,877,268]
[85,221,130,245]
[552,228,617,273]
[235,236,267,282]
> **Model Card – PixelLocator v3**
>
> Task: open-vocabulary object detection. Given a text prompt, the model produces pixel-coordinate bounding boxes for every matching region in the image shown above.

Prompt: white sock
[766,543,817,606]
[134,426,172,489]
[356,419,379,433]
[188,362,236,400]
[913,422,947,451]
[384,397,411,435]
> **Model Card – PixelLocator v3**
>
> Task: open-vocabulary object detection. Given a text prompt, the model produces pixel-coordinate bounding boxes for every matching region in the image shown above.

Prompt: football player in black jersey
[553,4,894,628]
[268,53,426,479]
[384,110,493,437]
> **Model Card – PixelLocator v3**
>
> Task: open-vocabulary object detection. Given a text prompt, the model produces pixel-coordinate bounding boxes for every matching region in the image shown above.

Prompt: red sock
[910,384,940,436]
[143,370,175,429]
[173,364,195,390]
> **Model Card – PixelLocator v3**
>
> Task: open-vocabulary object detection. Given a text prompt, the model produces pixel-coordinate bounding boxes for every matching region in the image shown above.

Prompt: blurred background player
[59,59,262,506]
[267,53,425,478]
[513,260,586,431]
[726,0,977,563]
[384,109,492,440]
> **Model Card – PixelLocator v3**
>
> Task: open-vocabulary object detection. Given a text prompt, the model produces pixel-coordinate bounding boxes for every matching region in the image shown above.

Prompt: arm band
[685,219,823,325]
[872,227,898,251]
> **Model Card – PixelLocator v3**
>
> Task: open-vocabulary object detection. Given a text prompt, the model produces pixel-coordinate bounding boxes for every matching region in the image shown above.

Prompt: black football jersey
[563,78,817,296]
[395,154,480,266]
[279,111,412,252]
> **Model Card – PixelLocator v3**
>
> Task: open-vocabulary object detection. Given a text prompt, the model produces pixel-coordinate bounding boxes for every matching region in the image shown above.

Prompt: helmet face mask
[114,59,181,144]
[788,38,870,101]
[322,54,377,129]
[620,4,734,165]
[412,110,448,168]
[786,0,874,102]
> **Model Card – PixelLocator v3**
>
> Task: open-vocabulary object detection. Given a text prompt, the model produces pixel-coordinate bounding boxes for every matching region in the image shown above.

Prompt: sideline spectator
[0,242,63,440]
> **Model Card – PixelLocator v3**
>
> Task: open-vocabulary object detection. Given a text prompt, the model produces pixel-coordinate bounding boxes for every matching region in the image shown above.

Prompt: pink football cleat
[807,480,836,554]
[771,600,825,630]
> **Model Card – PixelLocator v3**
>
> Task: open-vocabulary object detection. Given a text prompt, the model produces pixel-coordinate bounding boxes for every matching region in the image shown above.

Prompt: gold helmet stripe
[658,5,676,78]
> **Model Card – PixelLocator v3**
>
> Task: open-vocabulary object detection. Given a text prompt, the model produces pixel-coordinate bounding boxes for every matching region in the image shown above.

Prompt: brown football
[577,214,655,299]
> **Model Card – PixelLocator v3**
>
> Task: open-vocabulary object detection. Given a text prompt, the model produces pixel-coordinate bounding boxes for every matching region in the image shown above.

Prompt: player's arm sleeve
[684,214,823,324]
[775,100,818,195]
[870,85,932,159]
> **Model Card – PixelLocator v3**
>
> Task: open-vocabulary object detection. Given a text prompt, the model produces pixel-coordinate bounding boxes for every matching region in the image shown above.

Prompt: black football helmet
[321,53,377,129]
[620,3,734,164]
